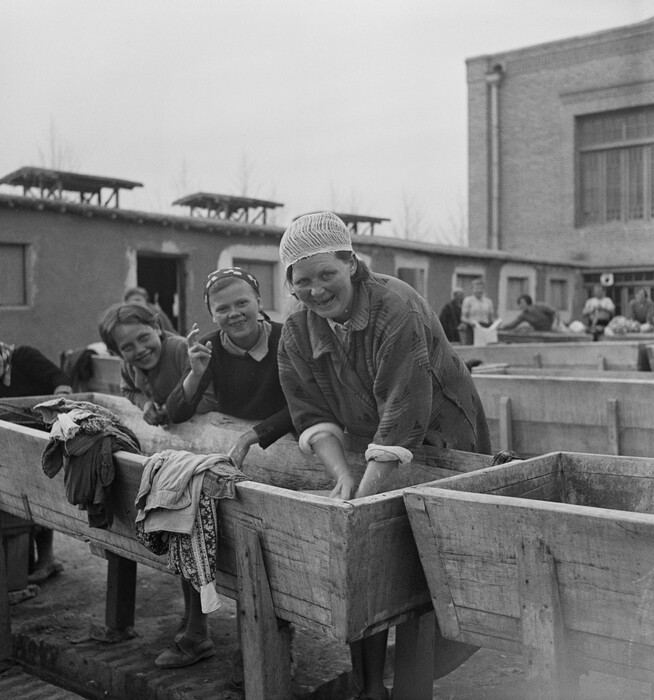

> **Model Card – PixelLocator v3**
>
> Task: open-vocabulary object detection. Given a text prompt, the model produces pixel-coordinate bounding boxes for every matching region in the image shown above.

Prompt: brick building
[467,17,654,315]
[0,167,578,361]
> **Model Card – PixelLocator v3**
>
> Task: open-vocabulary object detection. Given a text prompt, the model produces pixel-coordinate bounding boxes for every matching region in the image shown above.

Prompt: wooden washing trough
[404,451,654,698]
[0,392,492,699]
[496,330,589,344]
[471,374,654,458]
[456,339,652,374]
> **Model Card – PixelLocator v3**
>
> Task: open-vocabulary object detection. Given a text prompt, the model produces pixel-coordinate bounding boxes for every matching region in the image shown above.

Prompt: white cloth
[298,422,345,455]
[365,443,413,465]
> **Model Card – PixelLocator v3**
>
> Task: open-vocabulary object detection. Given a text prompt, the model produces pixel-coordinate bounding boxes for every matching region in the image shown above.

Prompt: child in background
[98,303,190,426]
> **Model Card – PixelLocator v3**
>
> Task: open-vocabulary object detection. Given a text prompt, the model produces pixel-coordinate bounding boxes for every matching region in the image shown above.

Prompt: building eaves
[351,233,580,268]
[466,16,654,68]
[0,193,286,239]
[0,192,584,267]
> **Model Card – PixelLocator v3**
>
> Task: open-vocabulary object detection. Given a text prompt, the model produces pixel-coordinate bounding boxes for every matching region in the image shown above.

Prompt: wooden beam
[517,535,578,700]
[235,524,292,700]
[606,398,620,455]
[105,554,137,632]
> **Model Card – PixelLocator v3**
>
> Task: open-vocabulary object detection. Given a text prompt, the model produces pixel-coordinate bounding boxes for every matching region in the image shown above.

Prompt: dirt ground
[6,532,653,699]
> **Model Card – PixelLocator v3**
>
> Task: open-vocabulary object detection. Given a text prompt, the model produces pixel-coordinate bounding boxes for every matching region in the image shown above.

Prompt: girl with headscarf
[159,268,293,671]
[277,212,491,700]
[166,267,293,465]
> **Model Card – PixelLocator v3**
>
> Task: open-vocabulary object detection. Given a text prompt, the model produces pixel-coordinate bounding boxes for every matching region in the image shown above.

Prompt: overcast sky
[2,0,653,244]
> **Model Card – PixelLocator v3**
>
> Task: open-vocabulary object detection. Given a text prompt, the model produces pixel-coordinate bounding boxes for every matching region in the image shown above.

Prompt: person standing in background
[439,288,464,342]
[459,278,495,344]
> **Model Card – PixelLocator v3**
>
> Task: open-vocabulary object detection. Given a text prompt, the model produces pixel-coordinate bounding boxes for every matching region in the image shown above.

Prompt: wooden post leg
[0,533,13,661]
[393,611,436,700]
[235,524,291,700]
[606,398,620,456]
[517,535,579,700]
[105,554,137,631]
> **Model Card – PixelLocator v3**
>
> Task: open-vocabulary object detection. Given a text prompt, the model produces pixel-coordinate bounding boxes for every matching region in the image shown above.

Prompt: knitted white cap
[280,212,353,272]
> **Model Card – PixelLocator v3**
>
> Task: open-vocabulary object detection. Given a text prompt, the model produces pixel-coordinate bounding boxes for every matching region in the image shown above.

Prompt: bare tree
[327,182,364,215]
[37,119,81,171]
[393,191,430,241]
[436,192,468,246]
[232,150,258,197]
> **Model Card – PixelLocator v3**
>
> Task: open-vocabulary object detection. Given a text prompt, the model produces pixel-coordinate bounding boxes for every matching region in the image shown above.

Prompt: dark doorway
[136,253,186,333]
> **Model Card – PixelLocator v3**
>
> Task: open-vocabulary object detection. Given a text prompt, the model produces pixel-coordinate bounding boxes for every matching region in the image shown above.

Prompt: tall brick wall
[467,20,654,267]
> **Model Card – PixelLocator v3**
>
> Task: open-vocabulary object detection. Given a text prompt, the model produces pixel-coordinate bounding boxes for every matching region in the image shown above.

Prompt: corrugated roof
[0,166,143,192]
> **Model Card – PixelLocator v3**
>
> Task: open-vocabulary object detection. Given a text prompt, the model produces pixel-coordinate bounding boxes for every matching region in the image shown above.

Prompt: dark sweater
[0,346,71,398]
[166,323,293,449]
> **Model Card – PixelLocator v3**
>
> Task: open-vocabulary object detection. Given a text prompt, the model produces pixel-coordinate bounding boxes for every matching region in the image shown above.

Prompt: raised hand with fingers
[187,323,212,376]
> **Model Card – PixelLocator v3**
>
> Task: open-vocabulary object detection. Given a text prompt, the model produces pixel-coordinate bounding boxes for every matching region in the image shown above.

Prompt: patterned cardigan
[278,272,491,455]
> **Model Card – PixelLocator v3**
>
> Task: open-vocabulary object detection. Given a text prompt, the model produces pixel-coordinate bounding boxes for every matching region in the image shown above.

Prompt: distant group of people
[439,277,654,344]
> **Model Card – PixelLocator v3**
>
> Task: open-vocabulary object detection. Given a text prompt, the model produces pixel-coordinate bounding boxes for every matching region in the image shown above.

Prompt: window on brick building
[396,266,426,297]
[548,279,569,311]
[455,273,483,295]
[577,105,654,225]
[0,244,27,306]
[506,276,529,309]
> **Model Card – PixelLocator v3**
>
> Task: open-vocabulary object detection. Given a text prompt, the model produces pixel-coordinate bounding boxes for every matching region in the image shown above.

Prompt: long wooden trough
[0,393,492,699]
[404,452,654,698]
[472,374,654,458]
[455,339,652,374]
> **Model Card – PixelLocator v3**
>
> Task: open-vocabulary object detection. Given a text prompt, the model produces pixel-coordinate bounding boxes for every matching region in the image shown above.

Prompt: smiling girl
[98,303,188,426]
[166,267,293,467]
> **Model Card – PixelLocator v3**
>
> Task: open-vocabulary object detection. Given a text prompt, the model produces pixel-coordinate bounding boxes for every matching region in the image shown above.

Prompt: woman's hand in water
[329,471,356,500]
[187,323,212,376]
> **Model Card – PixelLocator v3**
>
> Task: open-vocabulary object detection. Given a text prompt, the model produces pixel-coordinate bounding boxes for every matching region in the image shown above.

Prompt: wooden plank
[473,375,654,458]
[2,393,494,493]
[105,554,137,632]
[235,524,292,700]
[455,340,648,371]
[568,629,654,684]
[517,535,578,700]
[606,398,620,455]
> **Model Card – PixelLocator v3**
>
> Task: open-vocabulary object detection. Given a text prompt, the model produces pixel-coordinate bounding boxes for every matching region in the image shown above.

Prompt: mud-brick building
[467,17,654,316]
[0,166,580,362]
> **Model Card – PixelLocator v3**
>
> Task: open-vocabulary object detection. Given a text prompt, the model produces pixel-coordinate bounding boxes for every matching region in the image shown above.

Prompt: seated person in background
[439,288,464,342]
[124,286,178,335]
[460,278,495,345]
[500,294,557,332]
[628,287,654,325]
[582,284,615,337]
[99,303,198,426]
[0,340,73,584]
